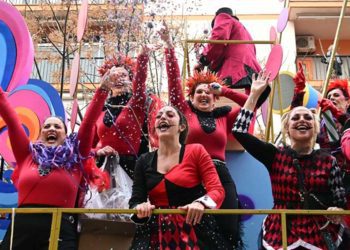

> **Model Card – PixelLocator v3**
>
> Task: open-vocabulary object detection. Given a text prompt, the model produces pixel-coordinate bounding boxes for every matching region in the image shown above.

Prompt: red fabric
[0,88,108,208]
[166,48,246,161]
[149,144,225,208]
[341,130,350,164]
[202,13,261,85]
[158,214,200,250]
[94,53,149,155]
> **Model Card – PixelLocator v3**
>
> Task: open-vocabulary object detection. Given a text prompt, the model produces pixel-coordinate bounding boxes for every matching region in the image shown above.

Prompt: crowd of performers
[1,6,350,250]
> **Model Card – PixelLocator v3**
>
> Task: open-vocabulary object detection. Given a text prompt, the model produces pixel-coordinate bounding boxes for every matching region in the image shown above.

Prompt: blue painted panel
[226,151,273,250]
[0,20,16,91]
[28,79,66,120]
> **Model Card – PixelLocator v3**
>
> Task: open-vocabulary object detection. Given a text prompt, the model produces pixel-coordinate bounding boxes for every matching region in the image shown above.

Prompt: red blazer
[203,13,261,85]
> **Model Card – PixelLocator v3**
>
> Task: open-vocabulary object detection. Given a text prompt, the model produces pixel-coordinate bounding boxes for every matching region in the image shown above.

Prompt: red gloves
[319,98,344,119]
[293,62,306,94]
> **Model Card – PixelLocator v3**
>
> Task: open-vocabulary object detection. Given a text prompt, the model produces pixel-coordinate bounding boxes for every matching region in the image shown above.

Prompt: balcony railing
[297,55,350,81]
[1,207,350,250]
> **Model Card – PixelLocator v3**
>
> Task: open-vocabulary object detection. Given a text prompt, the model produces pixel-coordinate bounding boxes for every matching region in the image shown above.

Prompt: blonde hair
[281,107,320,146]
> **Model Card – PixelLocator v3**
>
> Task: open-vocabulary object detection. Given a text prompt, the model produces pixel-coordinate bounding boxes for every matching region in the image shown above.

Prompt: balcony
[296,55,350,89]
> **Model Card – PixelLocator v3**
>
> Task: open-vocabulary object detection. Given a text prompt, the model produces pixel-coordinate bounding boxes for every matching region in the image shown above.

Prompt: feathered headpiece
[98,54,136,80]
[327,79,349,98]
[186,71,223,97]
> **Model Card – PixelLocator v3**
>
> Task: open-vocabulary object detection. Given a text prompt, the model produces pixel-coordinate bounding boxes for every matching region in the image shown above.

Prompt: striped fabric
[322,110,340,142]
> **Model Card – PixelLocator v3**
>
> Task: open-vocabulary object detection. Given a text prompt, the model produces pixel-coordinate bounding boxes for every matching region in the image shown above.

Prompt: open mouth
[47,134,57,143]
[156,122,173,132]
[294,124,312,131]
[199,99,209,104]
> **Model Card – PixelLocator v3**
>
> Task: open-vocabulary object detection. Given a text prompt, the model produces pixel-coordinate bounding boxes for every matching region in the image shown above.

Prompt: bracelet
[194,200,206,208]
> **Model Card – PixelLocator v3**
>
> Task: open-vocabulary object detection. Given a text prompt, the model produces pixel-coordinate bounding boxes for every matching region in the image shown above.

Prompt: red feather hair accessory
[186,71,223,97]
[327,79,349,98]
[98,54,136,80]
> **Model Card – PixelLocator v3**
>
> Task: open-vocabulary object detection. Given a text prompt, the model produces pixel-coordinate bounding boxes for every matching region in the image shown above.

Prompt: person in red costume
[159,22,247,248]
[93,45,161,179]
[233,71,346,250]
[317,79,350,249]
[195,7,270,107]
[0,76,113,249]
[129,105,230,249]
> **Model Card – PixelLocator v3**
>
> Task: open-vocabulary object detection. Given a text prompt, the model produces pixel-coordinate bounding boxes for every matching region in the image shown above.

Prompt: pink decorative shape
[0,1,34,91]
[277,8,289,33]
[9,90,51,124]
[77,0,88,42]
[265,45,283,81]
[70,52,80,97]
[71,99,78,132]
[269,26,277,48]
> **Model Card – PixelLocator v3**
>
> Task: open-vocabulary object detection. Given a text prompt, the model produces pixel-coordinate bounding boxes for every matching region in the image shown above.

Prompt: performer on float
[94,45,161,179]
[129,105,230,249]
[0,77,113,249]
[232,70,346,250]
[194,7,270,102]
[159,22,247,248]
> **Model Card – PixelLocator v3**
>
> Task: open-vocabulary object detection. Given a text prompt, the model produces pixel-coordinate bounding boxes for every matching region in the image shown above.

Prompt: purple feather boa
[30,133,83,172]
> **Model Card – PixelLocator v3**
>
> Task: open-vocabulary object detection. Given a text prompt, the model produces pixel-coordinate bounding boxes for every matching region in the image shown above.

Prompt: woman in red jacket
[0,76,113,250]
[129,105,229,249]
[159,22,247,248]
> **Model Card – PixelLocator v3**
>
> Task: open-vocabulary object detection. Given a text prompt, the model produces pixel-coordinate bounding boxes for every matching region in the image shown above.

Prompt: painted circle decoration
[277,8,289,33]
[0,20,16,91]
[272,71,322,114]
[0,1,34,92]
[265,44,283,81]
[0,107,40,165]
[238,194,255,221]
[272,71,295,113]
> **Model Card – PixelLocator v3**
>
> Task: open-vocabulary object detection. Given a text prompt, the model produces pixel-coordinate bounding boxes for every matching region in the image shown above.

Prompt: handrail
[1,207,350,249]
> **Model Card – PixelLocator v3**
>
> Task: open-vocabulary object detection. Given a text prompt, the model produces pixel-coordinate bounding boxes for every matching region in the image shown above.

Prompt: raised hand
[251,70,271,98]
[209,82,222,95]
[319,98,344,119]
[157,21,172,48]
[100,69,115,91]
[293,62,306,93]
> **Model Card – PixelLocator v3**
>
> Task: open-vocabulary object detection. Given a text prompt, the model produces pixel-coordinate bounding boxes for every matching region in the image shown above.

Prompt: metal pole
[320,0,349,98]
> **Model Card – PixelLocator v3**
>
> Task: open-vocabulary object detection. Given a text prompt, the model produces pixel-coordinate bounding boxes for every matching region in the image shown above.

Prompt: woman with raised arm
[129,105,230,249]
[158,22,248,248]
[232,71,346,249]
[94,45,161,179]
[0,75,113,250]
